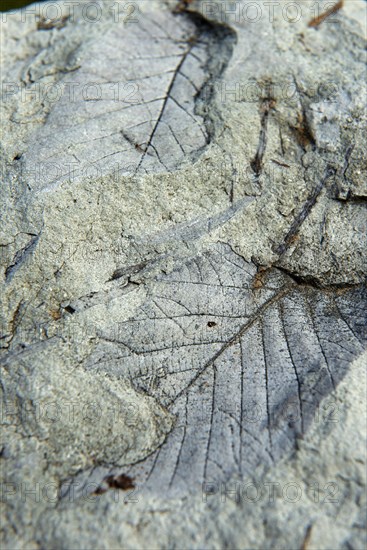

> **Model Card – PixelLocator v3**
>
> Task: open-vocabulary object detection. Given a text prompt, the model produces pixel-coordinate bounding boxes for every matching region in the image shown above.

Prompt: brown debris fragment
[252,267,269,289]
[105,474,135,491]
[37,15,69,31]
[93,474,136,496]
[300,524,313,550]
[308,1,344,28]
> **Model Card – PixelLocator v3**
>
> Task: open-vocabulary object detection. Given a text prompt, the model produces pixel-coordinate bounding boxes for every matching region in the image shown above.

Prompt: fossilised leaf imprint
[86,243,367,496]
[19,10,236,191]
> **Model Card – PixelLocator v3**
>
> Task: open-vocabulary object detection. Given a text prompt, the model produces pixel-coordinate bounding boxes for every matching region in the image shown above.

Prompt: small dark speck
[13,154,22,161]
[207,321,217,328]
[93,486,107,495]
[64,305,76,314]
[105,474,135,491]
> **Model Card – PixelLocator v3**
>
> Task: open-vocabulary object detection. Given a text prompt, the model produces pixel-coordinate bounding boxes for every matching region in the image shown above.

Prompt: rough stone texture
[0,0,366,548]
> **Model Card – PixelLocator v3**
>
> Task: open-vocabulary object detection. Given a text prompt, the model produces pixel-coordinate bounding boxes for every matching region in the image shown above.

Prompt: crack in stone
[275,167,336,256]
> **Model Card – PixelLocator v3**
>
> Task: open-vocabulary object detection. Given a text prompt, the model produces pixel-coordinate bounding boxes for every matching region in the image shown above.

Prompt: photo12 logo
[1,81,141,105]
[1,2,141,24]
[200,2,344,25]
[201,396,340,426]
[0,398,142,427]
[215,80,339,104]
[202,480,340,504]
[1,477,139,504]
